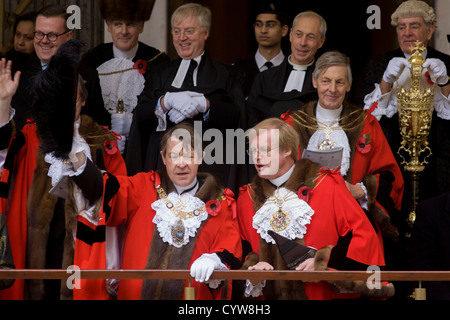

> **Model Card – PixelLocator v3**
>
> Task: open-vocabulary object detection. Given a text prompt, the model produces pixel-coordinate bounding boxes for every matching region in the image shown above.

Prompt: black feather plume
[31,39,85,159]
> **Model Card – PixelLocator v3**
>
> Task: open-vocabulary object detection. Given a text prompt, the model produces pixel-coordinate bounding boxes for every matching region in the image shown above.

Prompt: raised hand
[0,58,21,102]
[0,59,21,123]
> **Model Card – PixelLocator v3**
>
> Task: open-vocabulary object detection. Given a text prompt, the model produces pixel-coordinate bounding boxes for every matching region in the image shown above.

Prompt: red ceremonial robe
[0,122,38,300]
[72,118,127,300]
[237,160,385,300]
[282,101,404,246]
[102,170,242,300]
[0,116,125,300]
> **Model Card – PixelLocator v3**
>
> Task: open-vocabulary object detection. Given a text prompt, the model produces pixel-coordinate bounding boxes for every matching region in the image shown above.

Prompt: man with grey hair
[282,51,404,263]
[126,3,244,190]
[246,10,327,128]
[361,0,450,241]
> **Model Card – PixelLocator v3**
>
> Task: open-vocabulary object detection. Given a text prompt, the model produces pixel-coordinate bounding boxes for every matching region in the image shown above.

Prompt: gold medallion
[270,210,290,232]
[171,219,185,245]
[319,139,336,150]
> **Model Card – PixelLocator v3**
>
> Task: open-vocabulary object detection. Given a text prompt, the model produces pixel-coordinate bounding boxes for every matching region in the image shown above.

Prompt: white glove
[168,109,186,124]
[111,113,133,136]
[163,92,199,117]
[192,95,208,113]
[383,57,410,84]
[423,58,449,86]
[190,253,224,283]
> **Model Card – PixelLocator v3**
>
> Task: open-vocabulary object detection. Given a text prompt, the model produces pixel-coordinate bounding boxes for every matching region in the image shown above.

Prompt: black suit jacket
[246,57,317,128]
[125,51,245,187]
[233,57,259,98]
[409,191,450,299]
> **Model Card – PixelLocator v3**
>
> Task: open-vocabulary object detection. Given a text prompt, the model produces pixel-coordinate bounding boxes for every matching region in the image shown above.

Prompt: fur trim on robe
[242,159,320,300]
[141,170,225,300]
[25,115,113,300]
[314,246,395,299]
[291,100,398,242]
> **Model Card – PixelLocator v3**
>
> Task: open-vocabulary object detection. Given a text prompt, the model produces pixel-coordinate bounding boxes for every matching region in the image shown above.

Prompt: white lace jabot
[306,103,351,176]
[97,58,145,115]
[152,192,208,248]
[253,187,314,244]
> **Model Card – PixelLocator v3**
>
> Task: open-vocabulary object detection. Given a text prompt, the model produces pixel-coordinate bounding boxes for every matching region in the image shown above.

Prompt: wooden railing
[1,269,450,282]
[2,269,449,300]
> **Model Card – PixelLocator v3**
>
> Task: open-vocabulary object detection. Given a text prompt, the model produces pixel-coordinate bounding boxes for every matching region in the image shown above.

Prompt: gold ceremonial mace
[397,41,435,233]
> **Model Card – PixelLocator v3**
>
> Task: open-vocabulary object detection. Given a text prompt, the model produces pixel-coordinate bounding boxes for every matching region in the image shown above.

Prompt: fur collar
[25,115,114,300]
[246,159,321,300]
[141,170,225,300]
[290,100,365,181]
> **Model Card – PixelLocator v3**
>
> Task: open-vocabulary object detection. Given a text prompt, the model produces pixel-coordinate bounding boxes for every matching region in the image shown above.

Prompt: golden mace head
[397,41,434,173]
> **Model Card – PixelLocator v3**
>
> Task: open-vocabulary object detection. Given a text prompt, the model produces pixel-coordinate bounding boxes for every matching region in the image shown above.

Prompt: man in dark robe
[234,3,289,102]
[361,0,450,235]
[126,3,244,191]
[79,0,169,139]
[246,10,326,128]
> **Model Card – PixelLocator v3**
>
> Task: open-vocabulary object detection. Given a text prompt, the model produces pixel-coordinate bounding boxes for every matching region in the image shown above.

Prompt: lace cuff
[363,84,397,120]
[357,182,369,211]
[204,253,229,289]
[155,99,167,132]
[45,121,92,188]
[0,107,15,128]
[434,89,450,120]
[244,280,266,298]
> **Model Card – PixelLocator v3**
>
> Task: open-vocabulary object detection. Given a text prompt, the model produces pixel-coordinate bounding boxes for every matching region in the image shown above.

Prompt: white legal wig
[391,0,436,27]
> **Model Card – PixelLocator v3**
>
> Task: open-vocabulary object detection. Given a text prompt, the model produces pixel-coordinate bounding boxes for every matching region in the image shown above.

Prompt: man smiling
[283,51,403,269]
[246,11,326,128]
[79,0,168,149]
[70,122,242,299]
[361,0,450,245]
[34,6,72,67]
[127,3,244,191]
[9,5,72,129]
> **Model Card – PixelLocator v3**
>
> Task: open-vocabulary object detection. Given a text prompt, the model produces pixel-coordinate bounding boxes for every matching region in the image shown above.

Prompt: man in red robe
[237,118,392,300]
[0,41,126,300]
[282,51,404,268]
[73,122,242,300]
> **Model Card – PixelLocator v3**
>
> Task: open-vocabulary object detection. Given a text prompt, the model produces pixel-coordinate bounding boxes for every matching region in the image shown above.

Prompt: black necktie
[264,61,273,69]
[182,59,198,88]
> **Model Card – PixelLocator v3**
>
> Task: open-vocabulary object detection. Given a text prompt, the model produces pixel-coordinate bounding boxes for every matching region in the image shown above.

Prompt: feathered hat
[31,39,85,160]
[97,0,155,22]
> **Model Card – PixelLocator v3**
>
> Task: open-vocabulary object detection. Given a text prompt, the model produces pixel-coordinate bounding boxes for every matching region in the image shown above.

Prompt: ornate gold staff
[397,41,435,232]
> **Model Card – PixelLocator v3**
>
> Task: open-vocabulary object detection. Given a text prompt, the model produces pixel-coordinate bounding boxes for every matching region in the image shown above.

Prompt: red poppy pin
[206,200,221,216]
[357,133,372,154]
[133,59,147,75]
[425,71,434,85]
[298,186,312,203]
[104,139,118,155]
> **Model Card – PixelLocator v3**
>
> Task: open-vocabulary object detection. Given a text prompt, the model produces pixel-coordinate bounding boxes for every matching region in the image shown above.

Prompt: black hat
[31,39,84,159]
[97,0,155,22]
[268,230,316,270]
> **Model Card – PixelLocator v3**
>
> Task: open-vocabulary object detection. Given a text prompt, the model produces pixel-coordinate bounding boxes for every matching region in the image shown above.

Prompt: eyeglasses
[247,147,279,157]
[171,27,201,37]
[34,30,70,42]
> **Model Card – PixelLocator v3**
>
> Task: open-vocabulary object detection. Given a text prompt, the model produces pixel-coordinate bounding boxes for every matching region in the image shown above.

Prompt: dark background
[2,0,436,104]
